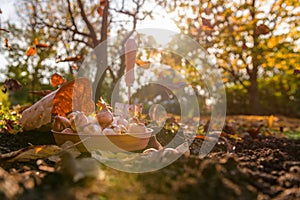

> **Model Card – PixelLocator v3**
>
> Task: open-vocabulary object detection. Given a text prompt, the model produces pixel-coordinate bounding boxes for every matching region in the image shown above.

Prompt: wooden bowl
[52,128,153,152]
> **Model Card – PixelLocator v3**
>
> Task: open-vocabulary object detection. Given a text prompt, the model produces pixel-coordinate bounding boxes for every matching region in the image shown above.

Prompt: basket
[52,128,153,152]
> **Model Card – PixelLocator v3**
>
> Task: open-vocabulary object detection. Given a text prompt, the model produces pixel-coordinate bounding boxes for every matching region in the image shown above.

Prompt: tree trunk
[248,0,260,114]
[94,3,109,102]
[248,70,260,114]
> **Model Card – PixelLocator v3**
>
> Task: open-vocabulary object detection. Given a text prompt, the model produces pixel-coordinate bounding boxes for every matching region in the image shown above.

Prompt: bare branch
[110,8,136,17]
[36,15,92,39]
[66,0,78,31]
[72,37,93,48]
[77,0,98,46]
[218,64,248,89]
[107,66,116,81]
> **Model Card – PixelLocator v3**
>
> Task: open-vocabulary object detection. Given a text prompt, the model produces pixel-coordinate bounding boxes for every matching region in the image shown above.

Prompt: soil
[0,117,300,200]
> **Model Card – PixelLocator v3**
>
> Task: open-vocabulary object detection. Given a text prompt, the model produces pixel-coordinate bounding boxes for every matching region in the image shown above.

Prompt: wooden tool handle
[125,38,137,86]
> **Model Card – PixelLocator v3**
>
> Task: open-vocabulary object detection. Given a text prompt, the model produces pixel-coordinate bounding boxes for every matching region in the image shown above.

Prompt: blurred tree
[1,0,158,104]
[160,0,300,114]
[2,21,59,104]
[15,0,155,102]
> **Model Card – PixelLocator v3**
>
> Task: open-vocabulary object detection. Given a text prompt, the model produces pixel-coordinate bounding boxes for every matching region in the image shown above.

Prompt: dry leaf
[26,46,36,56]
[4,38,12,50]
[97,0,107,17]
[21,78,94,130]
[0,145,62,162]
[268,115,274,128]
[256,24,270,35]
[201,17,213,29]
[21,91,56,130]
[36,43,49,48]
[97,6,103,16]
[52,78,94,117]
[51,73,66,87]
[242,41,247,50]
[100,0,107,7]
[71,65,79,70]
[56,55,81,63]
[32,38,39,45]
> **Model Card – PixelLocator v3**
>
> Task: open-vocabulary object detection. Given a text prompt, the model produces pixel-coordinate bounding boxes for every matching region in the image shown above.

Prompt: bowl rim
[51,128,153,136]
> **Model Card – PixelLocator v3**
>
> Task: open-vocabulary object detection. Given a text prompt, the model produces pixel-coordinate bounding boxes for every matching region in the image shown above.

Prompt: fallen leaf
[268,115,274,128]
[35,146,45,154]
[26,46,36,56]
[21,91,57,130]
[247,124,264,139]
[0,145,62,162]
[52,78,95,117]
[21,78,94,130]
[51,73,66,87]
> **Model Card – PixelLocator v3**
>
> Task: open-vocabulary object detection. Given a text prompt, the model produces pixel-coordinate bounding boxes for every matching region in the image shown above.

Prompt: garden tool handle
[125,38,137,87]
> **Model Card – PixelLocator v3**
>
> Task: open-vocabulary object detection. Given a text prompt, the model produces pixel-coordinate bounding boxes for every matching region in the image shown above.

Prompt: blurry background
[0,0,299,117]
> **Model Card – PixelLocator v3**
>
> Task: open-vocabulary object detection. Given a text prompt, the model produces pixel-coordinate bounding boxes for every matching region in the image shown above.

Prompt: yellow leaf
[32,38,39,45]
[268,115,274,128]
[267,37,277,49]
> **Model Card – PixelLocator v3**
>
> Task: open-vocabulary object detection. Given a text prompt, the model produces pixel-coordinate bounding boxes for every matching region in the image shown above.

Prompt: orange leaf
[97,6,103,16]
[201,17,213,29]
[52,78,94,117]
[4,38,8,46]
[71,65,79,70]
[36,43,49,48]
[35,146,45,154]
[32,38,39,45]
[100,0,108,7]
[26,46,36,56]
[4,38,12,50]
[195,135,206,139]
[136,59,151,69]
[256,24,270,35]
[51,73,66,87]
